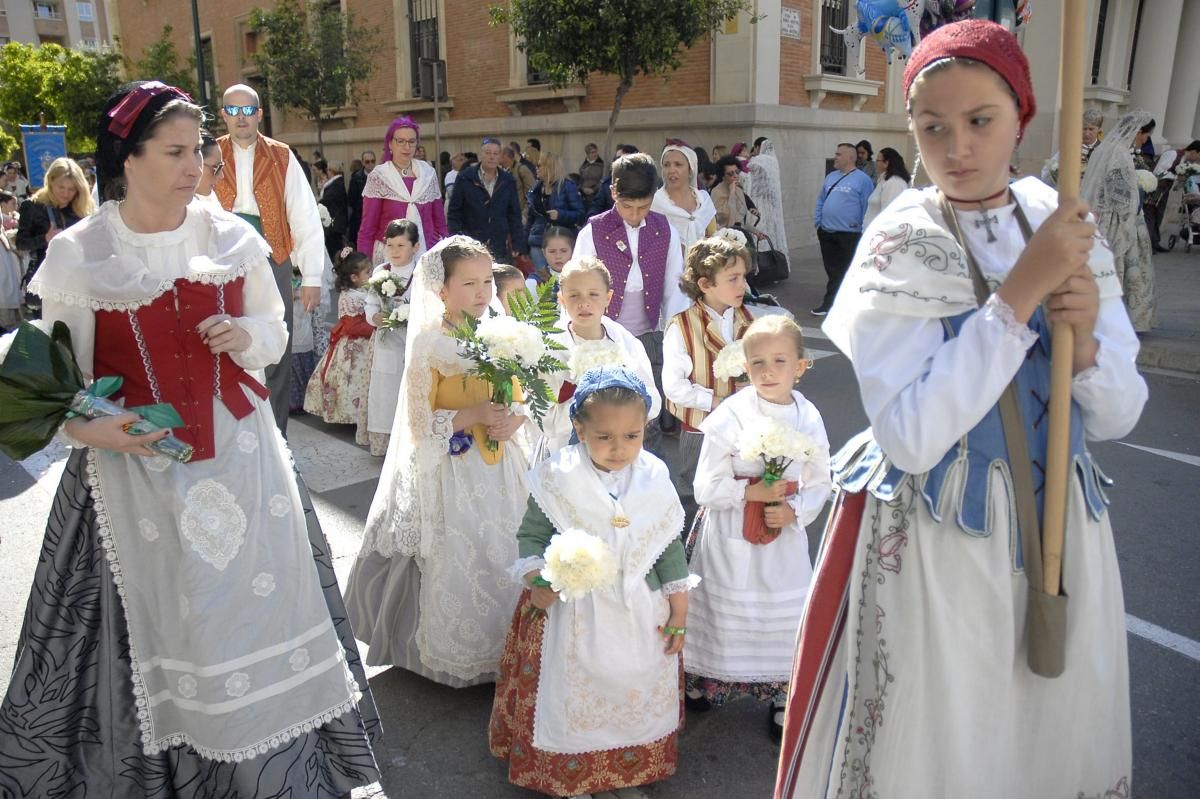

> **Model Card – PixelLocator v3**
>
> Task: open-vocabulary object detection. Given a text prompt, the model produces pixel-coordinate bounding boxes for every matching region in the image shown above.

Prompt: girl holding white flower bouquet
[536,256,660,456]
[347,236,530,686]
[685,314,831,738]
[663,233,755,510]
[363,219,419,454]
[303,249,374,435]
[490,366,693,798]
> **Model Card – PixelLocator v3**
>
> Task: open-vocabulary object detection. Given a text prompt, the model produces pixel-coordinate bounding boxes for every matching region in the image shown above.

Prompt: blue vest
[833,307,1111,571]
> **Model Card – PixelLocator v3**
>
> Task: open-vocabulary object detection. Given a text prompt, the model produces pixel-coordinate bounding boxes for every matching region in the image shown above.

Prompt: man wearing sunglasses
[214,83,326,435]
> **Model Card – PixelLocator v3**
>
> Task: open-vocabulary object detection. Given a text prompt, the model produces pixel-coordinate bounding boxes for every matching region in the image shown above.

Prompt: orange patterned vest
[664,301,754,431]
[214,133,294,264]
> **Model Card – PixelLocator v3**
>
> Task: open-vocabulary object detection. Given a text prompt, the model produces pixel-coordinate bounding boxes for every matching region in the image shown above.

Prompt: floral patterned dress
[304,287,373,434]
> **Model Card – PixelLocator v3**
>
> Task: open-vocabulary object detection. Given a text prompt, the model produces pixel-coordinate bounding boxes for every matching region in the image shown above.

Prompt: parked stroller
[1164,191,1200,253]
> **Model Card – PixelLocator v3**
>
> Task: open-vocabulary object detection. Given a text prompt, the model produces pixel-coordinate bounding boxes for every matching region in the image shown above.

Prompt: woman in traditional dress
[748,136,789,254]
[652,140,719,255]
[346,235,529,686]
[357,116,447,261]
[0,81,381,797]
[1081,110,1157,332]
[775,21,1146,798]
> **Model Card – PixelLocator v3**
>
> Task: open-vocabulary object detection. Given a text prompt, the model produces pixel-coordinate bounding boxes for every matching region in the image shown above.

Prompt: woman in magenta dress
[357,116,447,261]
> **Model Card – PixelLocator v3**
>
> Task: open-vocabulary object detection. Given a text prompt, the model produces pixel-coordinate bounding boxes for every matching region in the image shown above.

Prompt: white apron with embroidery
[29,202,359,762]
[526,446,684,754]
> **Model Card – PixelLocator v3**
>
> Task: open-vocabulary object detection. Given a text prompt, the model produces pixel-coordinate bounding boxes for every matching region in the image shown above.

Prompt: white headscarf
[653,143,717,248]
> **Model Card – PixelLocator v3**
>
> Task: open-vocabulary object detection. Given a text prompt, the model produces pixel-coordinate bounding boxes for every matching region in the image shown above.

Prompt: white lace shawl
[748,139,789,252]
[361,236,471,560]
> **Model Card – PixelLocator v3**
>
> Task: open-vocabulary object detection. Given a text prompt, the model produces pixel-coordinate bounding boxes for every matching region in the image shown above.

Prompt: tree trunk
[315,117,325,157]
[604,74,634,162]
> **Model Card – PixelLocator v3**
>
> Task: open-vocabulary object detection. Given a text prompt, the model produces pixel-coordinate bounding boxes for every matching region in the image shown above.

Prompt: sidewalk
[1139,248,1200,375]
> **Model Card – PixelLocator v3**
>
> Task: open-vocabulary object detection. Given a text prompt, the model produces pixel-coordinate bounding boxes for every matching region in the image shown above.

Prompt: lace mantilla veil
[1080,110,1151,241]
[748,138,789,252]
[361,236,472,560]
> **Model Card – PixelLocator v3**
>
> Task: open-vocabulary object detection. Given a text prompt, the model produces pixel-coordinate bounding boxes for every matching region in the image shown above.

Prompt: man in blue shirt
[812,142,874,315]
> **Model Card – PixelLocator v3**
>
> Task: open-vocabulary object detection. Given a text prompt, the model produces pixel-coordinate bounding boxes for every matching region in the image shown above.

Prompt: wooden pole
[1043,0,1087,595]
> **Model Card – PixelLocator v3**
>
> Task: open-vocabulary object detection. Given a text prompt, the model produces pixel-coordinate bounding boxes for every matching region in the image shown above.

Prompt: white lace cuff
[431,409,456,448]
[662,574,701,595]
[982,294,1039,348]
[510,556,546,585]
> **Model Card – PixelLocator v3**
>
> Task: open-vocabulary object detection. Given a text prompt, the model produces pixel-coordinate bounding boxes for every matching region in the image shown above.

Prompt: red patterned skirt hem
[489,590,681,796]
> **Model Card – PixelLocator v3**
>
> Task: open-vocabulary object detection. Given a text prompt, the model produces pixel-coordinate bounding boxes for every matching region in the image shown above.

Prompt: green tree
[490,0,753,158]
[0,42,122,154]
[127,25,197,98]
[249,0,381,153]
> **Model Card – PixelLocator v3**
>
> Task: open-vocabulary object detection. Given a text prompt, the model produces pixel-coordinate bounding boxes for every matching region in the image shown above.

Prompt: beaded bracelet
[662,625,687,636]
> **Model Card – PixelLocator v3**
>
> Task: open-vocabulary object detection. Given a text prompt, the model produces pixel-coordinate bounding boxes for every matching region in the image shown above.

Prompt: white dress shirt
[573,218,687,336]
[230,139,327,288]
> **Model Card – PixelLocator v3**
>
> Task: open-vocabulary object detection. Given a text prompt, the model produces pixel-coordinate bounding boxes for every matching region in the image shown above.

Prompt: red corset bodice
[92,278,269,461]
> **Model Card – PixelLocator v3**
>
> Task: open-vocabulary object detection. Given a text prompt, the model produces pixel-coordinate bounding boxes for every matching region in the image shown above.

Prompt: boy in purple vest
[574,153,688,447]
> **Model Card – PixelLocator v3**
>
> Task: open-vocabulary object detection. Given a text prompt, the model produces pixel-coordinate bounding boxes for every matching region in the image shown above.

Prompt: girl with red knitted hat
[774,20,1145,798]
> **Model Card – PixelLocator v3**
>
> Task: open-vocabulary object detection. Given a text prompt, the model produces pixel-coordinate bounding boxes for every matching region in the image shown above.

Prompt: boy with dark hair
[588,143,642,217]
[574,152,688,449]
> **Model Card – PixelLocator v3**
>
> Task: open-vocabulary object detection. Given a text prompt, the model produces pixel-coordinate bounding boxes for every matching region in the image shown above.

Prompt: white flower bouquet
[711,340,747,381]
[1174,161,1200,178]
[450,280,567,449]
[367,271,406,301]
[1135,169,1160,194]
[379,303,410,332]
[537,528,619,602]
[713,227,748,247]
[567,339,627,383]
[736,418,819,543]
[475,314,547,366]
[316,203,333,229]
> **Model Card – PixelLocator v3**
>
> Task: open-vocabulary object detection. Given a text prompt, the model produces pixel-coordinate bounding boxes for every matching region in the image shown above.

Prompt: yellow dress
[430,371,524,466]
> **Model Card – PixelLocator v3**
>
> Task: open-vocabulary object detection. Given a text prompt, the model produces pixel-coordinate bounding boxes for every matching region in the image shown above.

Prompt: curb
[1137,337,1200,377]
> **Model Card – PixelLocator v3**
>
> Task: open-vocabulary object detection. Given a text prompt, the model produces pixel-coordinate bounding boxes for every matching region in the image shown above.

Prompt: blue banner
[19,126,68,188]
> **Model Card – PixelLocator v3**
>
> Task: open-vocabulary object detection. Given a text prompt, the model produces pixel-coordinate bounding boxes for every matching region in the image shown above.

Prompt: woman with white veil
[1080,110,1156,332]
[748,137,789,254]
[345,235,530,686]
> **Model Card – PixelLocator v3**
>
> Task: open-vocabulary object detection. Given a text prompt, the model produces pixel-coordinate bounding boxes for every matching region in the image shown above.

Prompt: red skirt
[489,589,682,796]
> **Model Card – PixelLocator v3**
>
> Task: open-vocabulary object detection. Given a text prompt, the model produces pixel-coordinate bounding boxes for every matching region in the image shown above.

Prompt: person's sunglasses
[223,104,259,117]
[207,162,225,176]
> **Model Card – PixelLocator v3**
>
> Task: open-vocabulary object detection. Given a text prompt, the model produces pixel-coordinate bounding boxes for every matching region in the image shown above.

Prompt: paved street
[1,250,1198,797]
